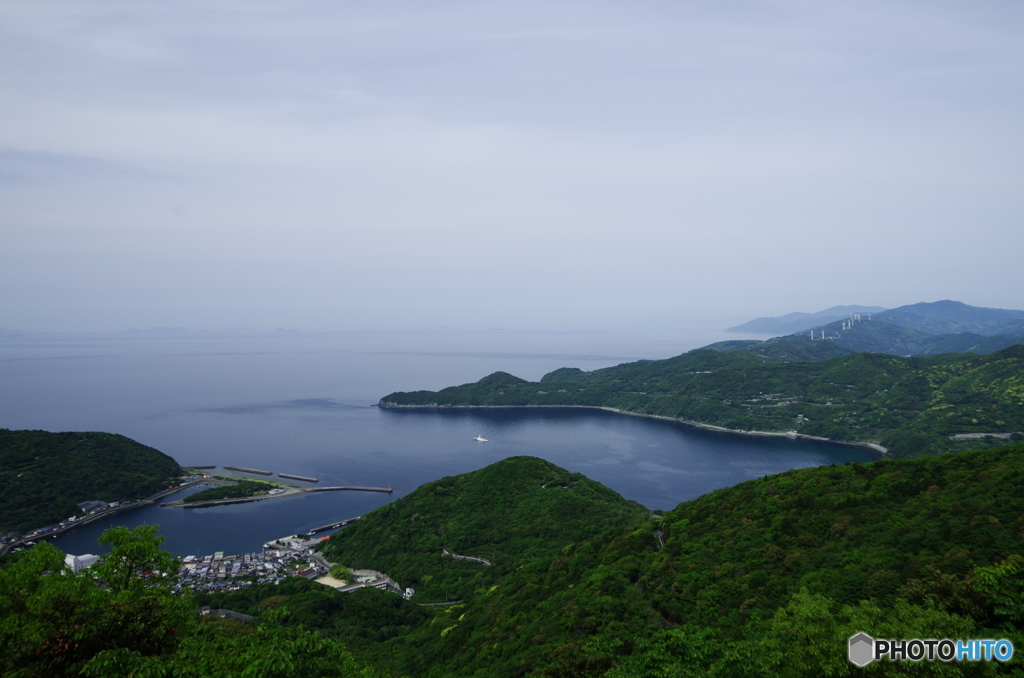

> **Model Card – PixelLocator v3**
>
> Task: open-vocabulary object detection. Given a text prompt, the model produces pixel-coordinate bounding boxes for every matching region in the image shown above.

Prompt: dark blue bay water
[0,328,871,557]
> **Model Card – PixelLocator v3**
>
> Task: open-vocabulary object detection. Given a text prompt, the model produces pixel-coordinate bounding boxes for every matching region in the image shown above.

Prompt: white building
[64,553,101,573]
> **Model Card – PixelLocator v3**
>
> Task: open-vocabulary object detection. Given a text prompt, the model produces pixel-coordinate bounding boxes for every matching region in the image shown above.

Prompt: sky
[2,0,1023,332]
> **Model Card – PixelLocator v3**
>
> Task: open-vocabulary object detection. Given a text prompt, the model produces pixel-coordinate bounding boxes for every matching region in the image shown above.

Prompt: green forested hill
[320,456,648,603]
[197,446,1024,677]
[0,429,183,531]
[5,450,1021,676]
[381,345,1024,459]
[387,443,1024,677]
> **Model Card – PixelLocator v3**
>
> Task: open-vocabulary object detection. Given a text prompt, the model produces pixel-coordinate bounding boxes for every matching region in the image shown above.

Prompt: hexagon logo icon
[849,632,875,667]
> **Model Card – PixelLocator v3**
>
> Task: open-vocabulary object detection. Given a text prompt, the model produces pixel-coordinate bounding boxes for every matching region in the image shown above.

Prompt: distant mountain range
[874,300,1024,336]
[718,300,1024,360]
[727,305,888,334]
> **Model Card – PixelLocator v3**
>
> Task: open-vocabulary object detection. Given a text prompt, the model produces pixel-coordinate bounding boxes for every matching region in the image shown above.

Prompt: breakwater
[165,484,393,509]
[308,485,393,493]
[308,516,361,534]
[223,466,273,476]
[279,473,319,483]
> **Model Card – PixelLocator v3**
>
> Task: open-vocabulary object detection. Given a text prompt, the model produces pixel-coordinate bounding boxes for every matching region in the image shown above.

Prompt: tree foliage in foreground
[0,525,376,678]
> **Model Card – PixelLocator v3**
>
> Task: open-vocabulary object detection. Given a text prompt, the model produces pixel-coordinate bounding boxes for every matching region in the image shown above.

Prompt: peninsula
[379,344,1024,459]
[0,429,184,533]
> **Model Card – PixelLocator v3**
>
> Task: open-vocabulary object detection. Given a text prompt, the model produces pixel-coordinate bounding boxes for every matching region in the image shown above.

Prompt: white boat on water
[473,435,488,442]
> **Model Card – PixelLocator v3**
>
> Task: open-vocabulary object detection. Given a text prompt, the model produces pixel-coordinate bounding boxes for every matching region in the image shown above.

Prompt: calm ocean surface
[0,328,871,557]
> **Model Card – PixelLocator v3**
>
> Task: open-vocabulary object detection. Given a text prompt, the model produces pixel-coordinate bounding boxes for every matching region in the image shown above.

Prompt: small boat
[473,435,488,442]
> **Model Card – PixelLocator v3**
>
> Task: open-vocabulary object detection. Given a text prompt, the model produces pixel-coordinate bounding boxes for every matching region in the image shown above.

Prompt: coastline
[0,480,209,556]
[377,402,888,459]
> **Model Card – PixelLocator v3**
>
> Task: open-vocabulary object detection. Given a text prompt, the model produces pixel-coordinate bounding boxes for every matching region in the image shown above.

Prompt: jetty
[307,485,393,494]
[187,465,216,470]
[222,466,273,476]
[279,473,319,483]
[164,484,393,508]
[308,516,361,534]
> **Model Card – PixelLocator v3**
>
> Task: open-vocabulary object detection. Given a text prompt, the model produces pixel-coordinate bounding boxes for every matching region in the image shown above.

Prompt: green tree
[0,524,376,677]
[331,564,353,581]
[81,626,376,678]
[0,525,192,677]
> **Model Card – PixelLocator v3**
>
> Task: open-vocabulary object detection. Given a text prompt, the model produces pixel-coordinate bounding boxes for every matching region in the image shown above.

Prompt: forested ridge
[320,456,649,603]
[381,344,1024,459]
[0,429,184,531]
[190,447,1024,677]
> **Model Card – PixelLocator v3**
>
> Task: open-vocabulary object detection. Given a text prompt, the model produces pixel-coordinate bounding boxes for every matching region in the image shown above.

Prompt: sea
[0,327,872,557]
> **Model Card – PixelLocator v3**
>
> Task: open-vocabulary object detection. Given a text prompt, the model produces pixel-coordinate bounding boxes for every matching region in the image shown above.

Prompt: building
[64,553,101,573]
[77,500,107,514]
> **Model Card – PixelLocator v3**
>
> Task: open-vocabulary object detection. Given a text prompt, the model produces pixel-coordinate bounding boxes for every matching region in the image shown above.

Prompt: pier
[279,473,319,483]
[222,466,273,476]
[307,485,393,493]
[307,516,361,534]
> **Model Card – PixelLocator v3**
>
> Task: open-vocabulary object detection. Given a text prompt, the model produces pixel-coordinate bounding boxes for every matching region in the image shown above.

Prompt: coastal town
[57,529,416,602]
[173,532,414,600]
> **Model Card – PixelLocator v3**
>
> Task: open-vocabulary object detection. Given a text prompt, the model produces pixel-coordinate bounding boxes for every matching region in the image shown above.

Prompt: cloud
[2,0,1023,330]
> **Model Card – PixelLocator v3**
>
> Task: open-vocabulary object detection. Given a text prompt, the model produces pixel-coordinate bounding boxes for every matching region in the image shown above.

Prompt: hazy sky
[2,1,1023,332]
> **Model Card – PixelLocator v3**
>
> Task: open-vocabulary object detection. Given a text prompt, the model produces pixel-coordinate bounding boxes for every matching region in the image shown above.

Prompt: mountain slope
[726,305,887,335]
[745,318,1024,358]
[726,301,1024,357]
[0,430,183,531]
[876,300,1024,336]
[401,443,1024,677]
[320,456,647,603]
